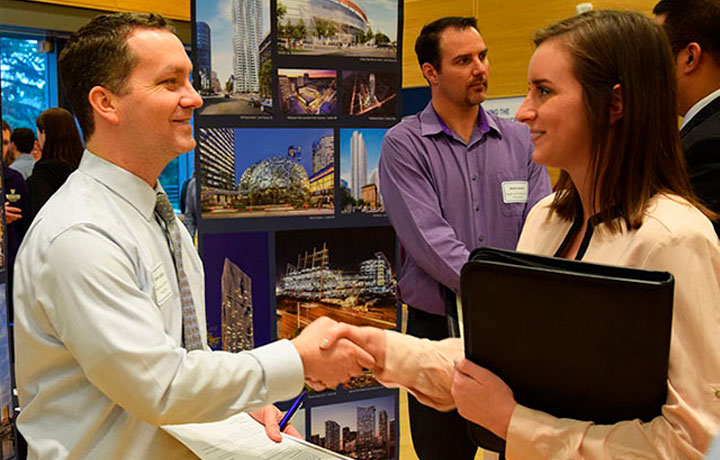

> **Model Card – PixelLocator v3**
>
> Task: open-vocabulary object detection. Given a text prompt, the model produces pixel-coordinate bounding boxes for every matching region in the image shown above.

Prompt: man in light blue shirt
[13,12,372,460]
[708,435,720,460]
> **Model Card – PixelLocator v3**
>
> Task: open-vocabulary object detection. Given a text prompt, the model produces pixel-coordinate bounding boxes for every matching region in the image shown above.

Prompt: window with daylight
[1,34,58,131]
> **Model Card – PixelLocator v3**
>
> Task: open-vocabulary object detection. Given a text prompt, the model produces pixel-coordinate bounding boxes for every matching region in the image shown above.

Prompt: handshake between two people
[291,316,463,409]
[256,316,516,443]
[290,316,387,392]
[250,317,387,442]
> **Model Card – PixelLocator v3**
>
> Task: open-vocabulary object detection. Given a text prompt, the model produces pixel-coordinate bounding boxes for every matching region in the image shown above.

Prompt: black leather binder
[460,247,675,453]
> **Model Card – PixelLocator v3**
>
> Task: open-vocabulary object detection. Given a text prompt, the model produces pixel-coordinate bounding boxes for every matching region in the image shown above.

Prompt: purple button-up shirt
[379,102,552,315]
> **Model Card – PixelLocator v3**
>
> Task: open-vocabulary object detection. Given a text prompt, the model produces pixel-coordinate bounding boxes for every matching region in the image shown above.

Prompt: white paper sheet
[162,412,351,460]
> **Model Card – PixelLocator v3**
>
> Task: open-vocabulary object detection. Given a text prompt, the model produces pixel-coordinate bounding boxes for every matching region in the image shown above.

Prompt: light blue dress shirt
[9,153,35,180]
[14,150,304,459]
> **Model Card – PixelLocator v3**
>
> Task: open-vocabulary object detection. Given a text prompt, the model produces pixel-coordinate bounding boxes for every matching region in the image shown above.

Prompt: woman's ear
[609,83,623,124]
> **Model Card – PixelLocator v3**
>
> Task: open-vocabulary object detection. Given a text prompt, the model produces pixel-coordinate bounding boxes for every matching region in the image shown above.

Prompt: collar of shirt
[14,153,35,163]
[681,88,720,129]
[79,149,162,222]
[419,102,501,147]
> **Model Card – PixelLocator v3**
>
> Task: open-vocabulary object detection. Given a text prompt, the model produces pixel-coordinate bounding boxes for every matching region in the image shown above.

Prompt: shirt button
[715,390,720,399]
[475,205,480,212]
[478,235,484,242]
[471,175,477,181]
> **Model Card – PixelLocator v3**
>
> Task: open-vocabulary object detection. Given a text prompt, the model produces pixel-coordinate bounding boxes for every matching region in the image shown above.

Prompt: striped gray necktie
[155,192,204,351]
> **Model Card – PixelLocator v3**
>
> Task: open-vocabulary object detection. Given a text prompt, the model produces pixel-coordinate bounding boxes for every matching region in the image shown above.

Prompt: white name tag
[152,263,172,304]
[501,181,529,204]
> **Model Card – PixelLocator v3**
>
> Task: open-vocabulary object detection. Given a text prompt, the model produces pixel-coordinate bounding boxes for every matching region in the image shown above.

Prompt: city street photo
[195,0,273,116]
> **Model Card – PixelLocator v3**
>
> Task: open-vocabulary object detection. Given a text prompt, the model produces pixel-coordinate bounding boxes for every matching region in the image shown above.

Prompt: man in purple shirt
[379,16,551,459]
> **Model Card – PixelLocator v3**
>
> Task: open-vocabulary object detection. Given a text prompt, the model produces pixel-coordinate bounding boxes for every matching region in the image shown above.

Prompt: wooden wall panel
[402,0,474,87]
[403,0,656,93]
[21,0,190,21]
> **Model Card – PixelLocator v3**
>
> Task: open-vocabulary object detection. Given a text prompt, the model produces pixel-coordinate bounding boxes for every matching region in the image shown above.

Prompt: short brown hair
[59,12,175,142]
[415,17,479,71]
[535,10,714,229]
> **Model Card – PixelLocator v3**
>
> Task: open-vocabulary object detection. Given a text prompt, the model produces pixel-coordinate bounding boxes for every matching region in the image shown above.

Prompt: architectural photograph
[339,128,387,214]
[0,288,12,460]
[278,69,338,116]
[201,232,274,350]
[274,226,397,382]
[277,0,398,59]
[342,71,398,118]
[195,0,273,116]
[310,395,396,460]
[198,127,335,218]
[291,408,307,439]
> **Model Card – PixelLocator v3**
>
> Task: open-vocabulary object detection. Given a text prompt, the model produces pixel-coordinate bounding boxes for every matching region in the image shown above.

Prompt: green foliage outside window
[1,36,48,131]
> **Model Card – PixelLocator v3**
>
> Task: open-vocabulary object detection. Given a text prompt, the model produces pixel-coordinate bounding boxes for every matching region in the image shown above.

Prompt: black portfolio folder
[460,247,675,453]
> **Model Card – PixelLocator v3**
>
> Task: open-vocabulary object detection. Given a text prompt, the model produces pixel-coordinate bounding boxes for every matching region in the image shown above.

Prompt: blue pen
[279,391,306,431]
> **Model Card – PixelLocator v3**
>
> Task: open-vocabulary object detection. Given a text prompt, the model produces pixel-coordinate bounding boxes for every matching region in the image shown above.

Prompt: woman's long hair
[36,107,83,171]
[535,10,715,229]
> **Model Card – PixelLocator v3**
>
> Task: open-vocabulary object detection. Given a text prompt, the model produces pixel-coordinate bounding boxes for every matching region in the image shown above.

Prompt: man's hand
[249,405,302,443]
[291,317,375,390]
[328,324,387,375]
[451,359,516,440]
[5,203,21,224]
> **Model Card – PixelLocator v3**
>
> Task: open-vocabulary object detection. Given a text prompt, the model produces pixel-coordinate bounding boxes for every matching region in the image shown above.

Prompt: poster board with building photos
[192,1,402,458]
[0,286,13,460]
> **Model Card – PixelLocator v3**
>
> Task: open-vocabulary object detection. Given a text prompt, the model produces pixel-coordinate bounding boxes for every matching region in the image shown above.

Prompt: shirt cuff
[506,404,557,459]
[247,339,304,403]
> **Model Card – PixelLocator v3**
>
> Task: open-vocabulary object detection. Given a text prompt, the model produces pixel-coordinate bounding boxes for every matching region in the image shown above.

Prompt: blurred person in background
[653,0,720,237]
[8,127,36,180]
[181,173,198,239]
[27,107,84,221]
[1,120,30,322]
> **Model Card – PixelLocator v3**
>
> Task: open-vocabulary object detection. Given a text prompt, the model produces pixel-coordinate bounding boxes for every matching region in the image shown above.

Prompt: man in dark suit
[654,0,720,236]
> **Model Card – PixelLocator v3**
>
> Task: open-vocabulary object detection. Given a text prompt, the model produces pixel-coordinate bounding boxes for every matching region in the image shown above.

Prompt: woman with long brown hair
[334,10,720,459]
[28,107,84,219]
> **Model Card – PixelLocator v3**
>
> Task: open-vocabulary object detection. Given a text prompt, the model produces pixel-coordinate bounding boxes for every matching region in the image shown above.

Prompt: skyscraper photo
[232,0,262,93]
[340,128,387,213]
[195,0,273,116]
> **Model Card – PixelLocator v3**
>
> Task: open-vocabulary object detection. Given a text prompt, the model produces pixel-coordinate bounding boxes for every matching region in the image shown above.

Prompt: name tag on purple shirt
[501,181,529,204]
